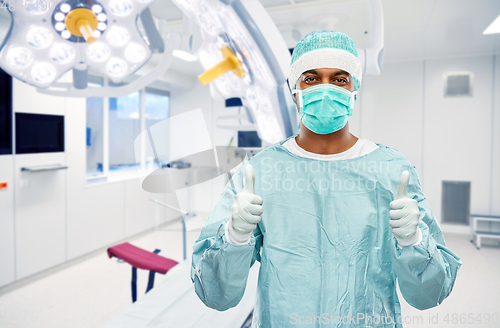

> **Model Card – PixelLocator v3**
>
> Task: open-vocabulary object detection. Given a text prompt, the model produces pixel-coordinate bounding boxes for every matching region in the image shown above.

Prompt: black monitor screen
[0,68,12,155]
[238,131,262,148]
[16,113,64,154]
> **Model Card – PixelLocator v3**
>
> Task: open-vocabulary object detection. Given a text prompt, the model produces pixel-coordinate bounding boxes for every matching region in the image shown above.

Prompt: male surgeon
[191,30,462,327]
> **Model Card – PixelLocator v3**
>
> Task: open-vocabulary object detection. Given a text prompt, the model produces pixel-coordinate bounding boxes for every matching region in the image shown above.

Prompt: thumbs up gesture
[230,164,264,236]
[389,171,421,247]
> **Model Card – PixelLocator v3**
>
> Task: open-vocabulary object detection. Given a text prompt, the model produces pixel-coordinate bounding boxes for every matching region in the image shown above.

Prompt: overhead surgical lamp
[0,0,179,97]
[172,0,295,145]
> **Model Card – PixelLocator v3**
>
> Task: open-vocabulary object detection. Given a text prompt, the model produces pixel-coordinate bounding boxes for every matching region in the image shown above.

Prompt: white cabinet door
[14,153,66,279]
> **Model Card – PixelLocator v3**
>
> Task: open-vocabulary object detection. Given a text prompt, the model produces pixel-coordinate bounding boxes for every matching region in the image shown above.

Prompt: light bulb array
[50,2,107,43]
[0,0,156,88]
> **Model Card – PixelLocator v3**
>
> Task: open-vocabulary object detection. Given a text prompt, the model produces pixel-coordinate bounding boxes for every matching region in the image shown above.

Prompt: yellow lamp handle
[65,8,98,44]
[76,20,96,44]
[198,46,244,85]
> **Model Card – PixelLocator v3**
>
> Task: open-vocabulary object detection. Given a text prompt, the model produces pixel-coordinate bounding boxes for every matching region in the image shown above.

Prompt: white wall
[359,60,425,169]
[359,55,500,234]
[0,155,15,287]
[492,55,500,215]
[423,56,494,230]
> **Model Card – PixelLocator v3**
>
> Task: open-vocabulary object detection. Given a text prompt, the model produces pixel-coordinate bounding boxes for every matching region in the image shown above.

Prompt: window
[86,84,104,177]
[109,91,141,172]
[145,87,170,128]
[86,78,170,181]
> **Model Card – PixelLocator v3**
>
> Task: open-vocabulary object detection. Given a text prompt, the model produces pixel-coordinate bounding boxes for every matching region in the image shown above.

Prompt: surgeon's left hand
[389,171,422,247]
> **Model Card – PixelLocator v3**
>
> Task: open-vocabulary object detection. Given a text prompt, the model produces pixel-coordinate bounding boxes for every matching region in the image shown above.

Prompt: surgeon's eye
[333,77,348,85]
[304,76,319,83]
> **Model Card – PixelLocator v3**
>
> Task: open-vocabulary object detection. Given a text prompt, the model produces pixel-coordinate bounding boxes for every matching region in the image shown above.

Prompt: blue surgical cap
[288,30,362,91]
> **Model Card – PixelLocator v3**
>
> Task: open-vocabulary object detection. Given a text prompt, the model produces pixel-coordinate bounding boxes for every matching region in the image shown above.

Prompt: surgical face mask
[292,84,357,135]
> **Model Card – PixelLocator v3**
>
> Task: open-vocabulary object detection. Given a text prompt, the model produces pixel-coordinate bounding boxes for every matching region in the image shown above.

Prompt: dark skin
[293,68,358,155]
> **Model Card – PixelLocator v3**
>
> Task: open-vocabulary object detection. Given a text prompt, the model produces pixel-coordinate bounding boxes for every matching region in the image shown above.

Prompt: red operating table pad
[107,242,178,274]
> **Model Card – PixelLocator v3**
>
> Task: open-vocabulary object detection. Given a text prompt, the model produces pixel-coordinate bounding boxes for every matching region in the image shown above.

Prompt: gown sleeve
[391,164,462,310]
[190,165,263,311]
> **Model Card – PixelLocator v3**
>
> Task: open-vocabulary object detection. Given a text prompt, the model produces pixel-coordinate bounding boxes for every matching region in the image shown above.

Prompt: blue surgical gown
[191,139,462,327]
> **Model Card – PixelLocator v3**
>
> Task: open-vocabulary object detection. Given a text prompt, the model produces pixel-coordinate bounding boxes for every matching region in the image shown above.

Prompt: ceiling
[381,0,500,61]
[0,0,498,83]
[149,0,500,63]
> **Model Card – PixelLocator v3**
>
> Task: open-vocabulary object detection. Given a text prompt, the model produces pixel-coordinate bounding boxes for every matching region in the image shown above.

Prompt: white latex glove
[225,164,263,245]
[389,171,422,247]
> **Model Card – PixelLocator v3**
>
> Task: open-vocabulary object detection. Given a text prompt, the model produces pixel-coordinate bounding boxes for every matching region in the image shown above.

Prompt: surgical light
[109,0,134,17]
[106,26,130,47]
[6,48,33,69]
[0,0,155,89]
[60,4,71,13]
[92,5,103,13]
[54,12,66,21]
[61,30,71,39]
[87,42,111,62]
[106,57,128,77]
[26,27,53,49]
[31,62,57,84]
[50,43,76,64]
[55,23,65,31]
[483,14,500,35]
[125,43,147,63]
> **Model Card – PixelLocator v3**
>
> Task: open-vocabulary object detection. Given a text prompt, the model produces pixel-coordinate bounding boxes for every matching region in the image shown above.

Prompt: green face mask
[293,84,356,135]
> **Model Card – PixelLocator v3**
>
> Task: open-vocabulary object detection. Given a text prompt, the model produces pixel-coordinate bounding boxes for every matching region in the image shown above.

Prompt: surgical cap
[288,30,363,91]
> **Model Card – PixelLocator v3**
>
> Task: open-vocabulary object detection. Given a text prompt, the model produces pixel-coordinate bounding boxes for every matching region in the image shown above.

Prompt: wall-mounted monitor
[15,113,64,154]
[0,68,12,155]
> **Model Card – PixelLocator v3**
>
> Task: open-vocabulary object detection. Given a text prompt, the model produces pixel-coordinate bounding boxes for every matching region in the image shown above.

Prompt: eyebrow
[303,69,350,77]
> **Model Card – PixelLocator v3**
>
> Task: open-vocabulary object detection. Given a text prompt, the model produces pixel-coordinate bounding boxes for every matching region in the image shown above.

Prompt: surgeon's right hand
[225,164,263,245]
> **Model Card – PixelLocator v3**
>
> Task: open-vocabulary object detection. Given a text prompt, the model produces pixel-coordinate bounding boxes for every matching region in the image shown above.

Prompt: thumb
[395,171,410,200]
[243,164,255,194]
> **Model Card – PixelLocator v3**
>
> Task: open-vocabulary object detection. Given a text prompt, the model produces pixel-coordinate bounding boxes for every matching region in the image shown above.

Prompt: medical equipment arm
[191,165,263,311]
[391,165,462,310]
